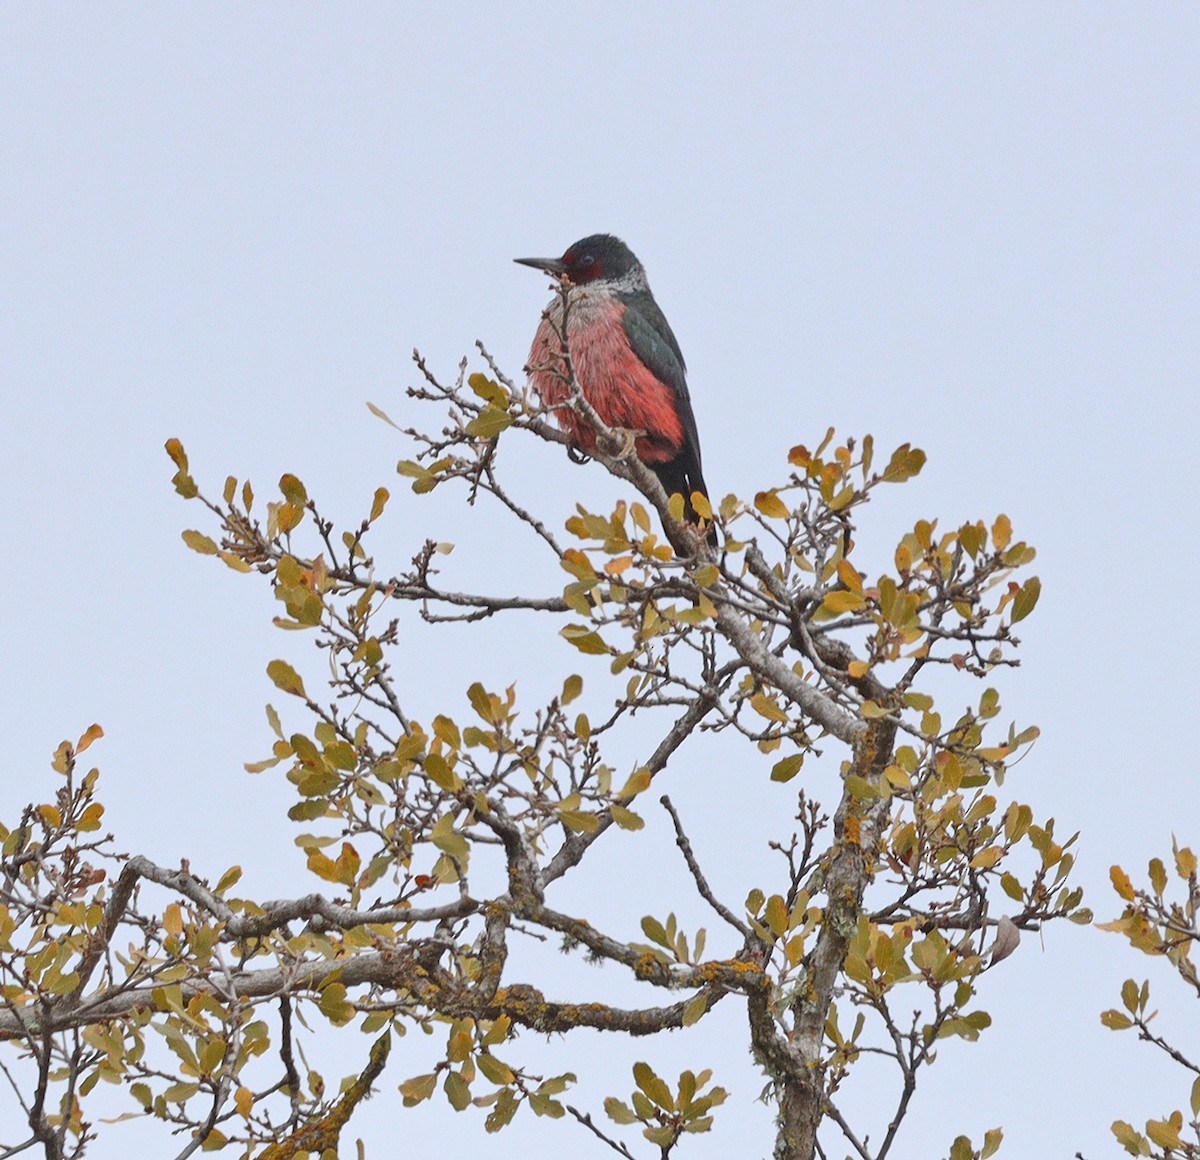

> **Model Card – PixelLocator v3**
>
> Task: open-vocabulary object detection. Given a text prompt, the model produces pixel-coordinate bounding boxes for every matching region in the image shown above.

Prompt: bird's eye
[579,254,594,267]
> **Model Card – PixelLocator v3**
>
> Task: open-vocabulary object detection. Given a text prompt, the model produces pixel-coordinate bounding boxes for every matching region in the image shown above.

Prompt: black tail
[653,458,718,549]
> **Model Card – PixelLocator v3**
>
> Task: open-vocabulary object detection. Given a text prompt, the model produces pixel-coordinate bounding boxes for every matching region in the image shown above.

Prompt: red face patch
[561,245,605,285]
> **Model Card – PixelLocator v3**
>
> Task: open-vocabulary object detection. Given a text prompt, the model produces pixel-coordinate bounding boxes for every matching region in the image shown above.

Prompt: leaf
[164,438,188,472]
[989,916,1020,965]
[279,473,307,507]
[771,754,804,783]
[881,444,926,482]
[266,660,306,698]
[363,400,403,429]
[750,692,788,722]
[432,814,470,860]
[1110,1121,1145,1152]
[604,1097,639,1125]
[1146,1118,1183,1149]
[561,625,609,655]
[76,723,104,753]
[466,408,513,440]
[754,491,789,519]
[182,530,218,555]
[561,674,583,705]
[1110,865,1135,901]
[632,1062,674,1111]
[558,807,600,833]
[836,559,863,592]
[821,590,864,614]
[444,1070,472,1111]
[477,1053,516,1086]
[1100,1009,1133,1030]
[611,805,644,830]
[369,488,390,522]
[969,847,1003,870]
[1010,576,1041,623]
[77,802,104,831]
[400,1073,437,1105]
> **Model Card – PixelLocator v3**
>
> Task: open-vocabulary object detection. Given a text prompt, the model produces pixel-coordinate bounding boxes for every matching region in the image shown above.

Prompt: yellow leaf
[969,847,1003,870]
[267,660,306,698]
[821,590,865,614]
[76,723,105,753]
[164,438,188,471]
[163,903,183,936]
[754,491,789,519]
[750,692,788,722]
[1146,1118,1183,1150]
[1110,865,1135,901]
[182,529,218,555]
[619,767,653,798]
[836,560,863,593]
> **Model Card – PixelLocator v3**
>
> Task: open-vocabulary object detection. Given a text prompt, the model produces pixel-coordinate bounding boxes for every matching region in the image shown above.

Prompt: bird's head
[515,234,646,291]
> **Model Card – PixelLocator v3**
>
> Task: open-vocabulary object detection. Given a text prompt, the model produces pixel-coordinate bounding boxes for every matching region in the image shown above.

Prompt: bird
[515,234,714,545]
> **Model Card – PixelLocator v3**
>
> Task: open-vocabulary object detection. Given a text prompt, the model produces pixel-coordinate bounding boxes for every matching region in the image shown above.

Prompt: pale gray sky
[3,7,1198,1157]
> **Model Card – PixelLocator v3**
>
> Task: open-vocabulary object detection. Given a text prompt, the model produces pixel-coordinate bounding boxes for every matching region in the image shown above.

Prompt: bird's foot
[604,426,645,461]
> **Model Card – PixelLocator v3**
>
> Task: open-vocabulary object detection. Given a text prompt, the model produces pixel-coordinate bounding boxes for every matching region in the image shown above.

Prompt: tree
[0,290,1082,1159]
[1100,846,1200,1157]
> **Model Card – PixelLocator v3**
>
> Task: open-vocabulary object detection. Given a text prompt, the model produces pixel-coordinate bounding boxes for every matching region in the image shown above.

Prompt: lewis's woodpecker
[515,234,712,541]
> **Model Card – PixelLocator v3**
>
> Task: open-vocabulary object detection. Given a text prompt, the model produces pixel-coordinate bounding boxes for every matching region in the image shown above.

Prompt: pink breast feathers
[527,302,684,466]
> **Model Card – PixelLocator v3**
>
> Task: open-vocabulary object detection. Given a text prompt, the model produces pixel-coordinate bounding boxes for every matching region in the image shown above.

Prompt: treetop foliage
[5,287,1139,1160]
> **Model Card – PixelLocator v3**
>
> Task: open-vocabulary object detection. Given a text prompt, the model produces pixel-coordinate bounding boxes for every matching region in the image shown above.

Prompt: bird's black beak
[514,255,567,276]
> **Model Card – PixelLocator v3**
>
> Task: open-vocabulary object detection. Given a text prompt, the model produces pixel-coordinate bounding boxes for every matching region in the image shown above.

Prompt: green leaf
[604,1097,639,1125]
[771,754,804,782]
[881,444,926,482]
[279,473,307,506]
[466,408,513,440]
[444,1070,471,1111]
[432,814,470,861]
[1010,576,1041,623]
[681,993,708,1026]
[632,1062,674,1111]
